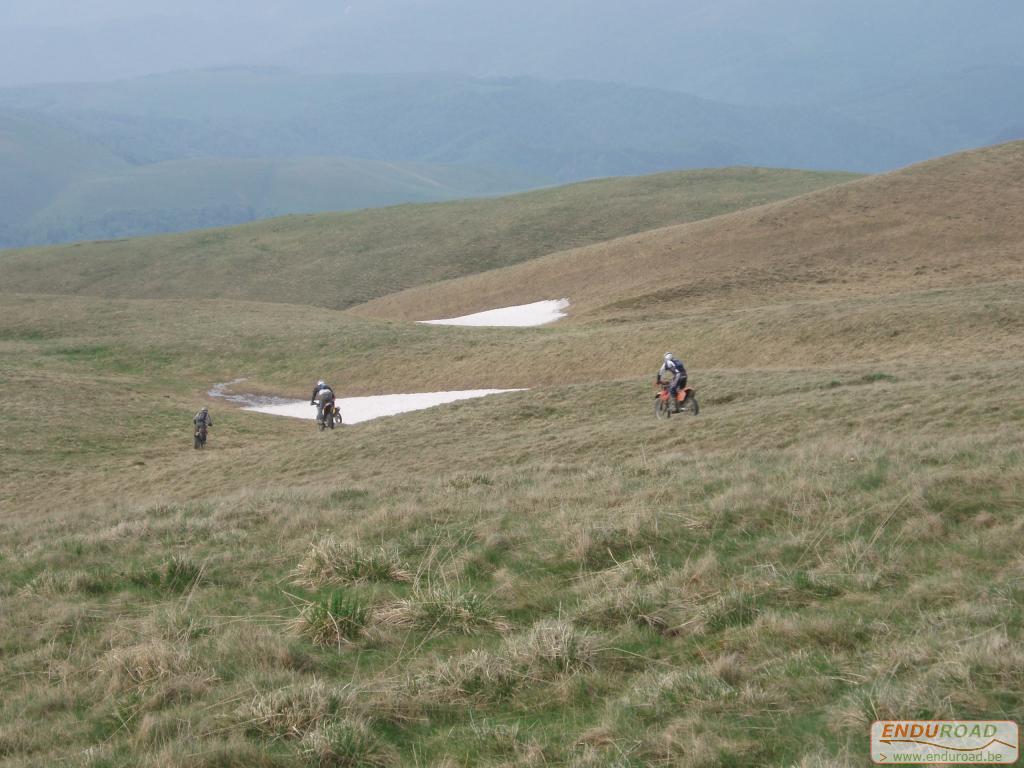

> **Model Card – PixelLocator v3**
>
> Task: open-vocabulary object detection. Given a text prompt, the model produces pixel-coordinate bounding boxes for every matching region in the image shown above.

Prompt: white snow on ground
[418,298,569,327]
[244,390,525,424]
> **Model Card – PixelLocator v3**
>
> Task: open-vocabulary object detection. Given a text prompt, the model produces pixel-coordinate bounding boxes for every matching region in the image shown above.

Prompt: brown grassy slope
[0,167,853,310]
[352,141,1024,322]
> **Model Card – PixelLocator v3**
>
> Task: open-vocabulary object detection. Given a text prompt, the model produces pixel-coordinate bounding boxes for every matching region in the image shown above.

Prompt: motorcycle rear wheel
[681,394,699,416]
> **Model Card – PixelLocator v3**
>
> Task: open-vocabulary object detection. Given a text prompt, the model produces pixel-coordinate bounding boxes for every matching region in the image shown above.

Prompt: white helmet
[317,380,326,387]
[664,352,673,361]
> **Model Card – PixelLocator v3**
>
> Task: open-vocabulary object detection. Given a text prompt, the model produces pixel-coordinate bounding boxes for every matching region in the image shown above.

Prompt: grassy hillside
[0,166,856,309]
[16,155,540,246]
[1,143,1021,766]
[354,141,1024,322]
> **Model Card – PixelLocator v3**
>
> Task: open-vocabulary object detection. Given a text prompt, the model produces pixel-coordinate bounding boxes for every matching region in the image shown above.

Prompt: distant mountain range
[2,66,1022,248]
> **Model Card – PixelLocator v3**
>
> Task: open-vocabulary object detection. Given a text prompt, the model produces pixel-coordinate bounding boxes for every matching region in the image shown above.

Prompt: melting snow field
[418,298,569,327]
[243,390,525,424]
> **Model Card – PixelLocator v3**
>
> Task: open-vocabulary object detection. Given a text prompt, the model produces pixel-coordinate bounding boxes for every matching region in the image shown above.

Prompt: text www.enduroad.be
[890,751,1010,763]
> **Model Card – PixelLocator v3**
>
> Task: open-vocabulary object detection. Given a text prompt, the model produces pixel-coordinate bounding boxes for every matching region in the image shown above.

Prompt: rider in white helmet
[656,353,688,412]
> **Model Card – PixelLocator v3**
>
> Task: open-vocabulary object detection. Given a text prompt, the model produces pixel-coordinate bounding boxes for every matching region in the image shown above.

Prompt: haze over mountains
[4,0,1022,104]
[1,1,1022,247]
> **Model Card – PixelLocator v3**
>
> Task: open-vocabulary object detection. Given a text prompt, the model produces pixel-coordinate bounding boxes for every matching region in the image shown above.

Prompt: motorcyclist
[310,380,336,423]
[193,407,213,441]
[656,353,688,412]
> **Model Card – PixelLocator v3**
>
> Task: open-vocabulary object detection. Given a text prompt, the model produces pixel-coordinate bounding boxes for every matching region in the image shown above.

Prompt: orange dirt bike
[317,401,342,431]
[193,423,208,449]
[654,382,699,419]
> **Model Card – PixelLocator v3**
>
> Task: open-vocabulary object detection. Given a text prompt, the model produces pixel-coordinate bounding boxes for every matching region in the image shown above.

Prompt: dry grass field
[0,144,1022,767]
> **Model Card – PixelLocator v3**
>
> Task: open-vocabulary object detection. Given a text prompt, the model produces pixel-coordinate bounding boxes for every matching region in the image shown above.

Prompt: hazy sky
[2,0,1022,104]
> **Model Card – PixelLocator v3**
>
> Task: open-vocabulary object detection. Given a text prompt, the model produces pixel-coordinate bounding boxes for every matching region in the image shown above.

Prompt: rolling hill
[354,141,1024,323]
[0,166,856,308]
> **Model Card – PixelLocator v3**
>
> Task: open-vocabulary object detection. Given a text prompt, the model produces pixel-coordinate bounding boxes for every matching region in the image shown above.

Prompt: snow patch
[418,298,569,327]
[244,389,525,424]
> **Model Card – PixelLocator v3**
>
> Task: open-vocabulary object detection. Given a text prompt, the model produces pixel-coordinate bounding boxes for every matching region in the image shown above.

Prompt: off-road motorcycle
[318,401,342,431]
[654,382,699,419]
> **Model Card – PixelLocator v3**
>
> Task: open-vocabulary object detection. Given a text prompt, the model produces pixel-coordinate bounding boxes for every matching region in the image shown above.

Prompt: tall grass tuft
[245,679,354,741]
[301,717,396,768]
[293,537,412,587]
[292,591,370,648]
[375,584,510,635]
[129,555,203,594]
[99,639,215,695]
[506,619,599,674]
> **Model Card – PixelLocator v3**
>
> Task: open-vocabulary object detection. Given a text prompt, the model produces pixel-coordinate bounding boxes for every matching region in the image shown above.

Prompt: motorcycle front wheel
[654,397,670,419]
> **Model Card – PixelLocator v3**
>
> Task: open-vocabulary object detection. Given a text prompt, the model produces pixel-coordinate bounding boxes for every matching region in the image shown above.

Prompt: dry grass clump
[567,522,661,570]
[291,591,370,648]
[596,551,661,584]
[0,720,34,760]
[375,584,511,635]
[301,717,397,767]
[17,567,119,597]
[505,619,600,675]
[215,623,314,674]
[566,745,633,768]
[99,639,216,696]
[134,712,189,748]
[467,718,526,753]
[412,649,522,703]
[583,665,749,763]
[293,537,412,587]
[808,535,905,591]
[127,555,205,594]
[789,748,859,768]
[648,716,753,768]
[244,679,356,741]
[576,581,697,634]
[18,570,85,596]
[93,518,152,542]
[577,558,719,635]
[412,620,601,704]
[617,666,738,719]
